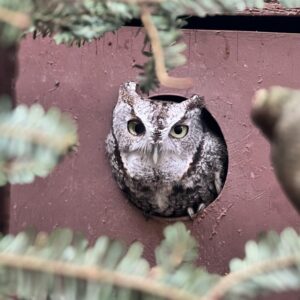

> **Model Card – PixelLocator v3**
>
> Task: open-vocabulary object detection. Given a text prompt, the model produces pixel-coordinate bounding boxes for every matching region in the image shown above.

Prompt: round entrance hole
[149,94,228,221]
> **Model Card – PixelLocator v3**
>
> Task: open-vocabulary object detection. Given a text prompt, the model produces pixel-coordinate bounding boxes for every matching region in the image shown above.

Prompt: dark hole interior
[126,15,300,34]
[149,94,186,103]
[149,94,229,219]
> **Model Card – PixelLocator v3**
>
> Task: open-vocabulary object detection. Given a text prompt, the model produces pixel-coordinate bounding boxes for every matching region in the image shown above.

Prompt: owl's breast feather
[121,151,192,182]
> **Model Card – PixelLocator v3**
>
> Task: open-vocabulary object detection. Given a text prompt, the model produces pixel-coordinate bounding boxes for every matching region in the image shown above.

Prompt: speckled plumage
[106,82,228,218]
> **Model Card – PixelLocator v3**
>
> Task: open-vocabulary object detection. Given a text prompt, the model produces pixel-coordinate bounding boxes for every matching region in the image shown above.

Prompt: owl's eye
[170,124,189,139]
[127,119,146,136]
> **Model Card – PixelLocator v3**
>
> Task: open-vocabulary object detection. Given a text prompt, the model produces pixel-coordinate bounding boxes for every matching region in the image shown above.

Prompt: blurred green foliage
[0,222,299,299]
[0,1,299,92]
[1,1,299,92]
[0,99,77,186]
[0,0,287,92]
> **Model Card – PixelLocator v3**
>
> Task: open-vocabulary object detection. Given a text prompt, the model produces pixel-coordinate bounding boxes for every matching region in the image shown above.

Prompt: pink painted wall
[10,28,300,276]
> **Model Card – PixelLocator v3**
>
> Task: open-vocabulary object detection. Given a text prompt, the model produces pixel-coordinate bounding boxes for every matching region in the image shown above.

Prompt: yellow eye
[170,124,189,139]
[127,119,146,136]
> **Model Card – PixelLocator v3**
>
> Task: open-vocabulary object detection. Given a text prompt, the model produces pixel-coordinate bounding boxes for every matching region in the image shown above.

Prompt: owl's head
[112,81,207,169]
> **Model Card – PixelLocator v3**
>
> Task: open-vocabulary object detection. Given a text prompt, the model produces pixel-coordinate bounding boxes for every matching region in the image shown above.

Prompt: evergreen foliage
[0,99,77,185]
[226,228,300,299]
[0,223,299,299]
[1,0,298,91]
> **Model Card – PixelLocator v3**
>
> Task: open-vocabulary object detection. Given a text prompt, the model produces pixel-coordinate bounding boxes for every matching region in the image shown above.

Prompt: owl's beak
[152,144,160,165]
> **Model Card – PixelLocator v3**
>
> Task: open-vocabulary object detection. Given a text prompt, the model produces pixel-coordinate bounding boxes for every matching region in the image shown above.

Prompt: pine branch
[0,0,267,92]
[0,253,198,300]
[0,7,30,29]
[155,222,198,271]
[0,100,77,185]
[0,223,216,300]
[1,0,300,91]
[205,254,300,300]
[140,7,193,89]
[0,0,33,45]
[0,223,299,300]
[223,227,300,299]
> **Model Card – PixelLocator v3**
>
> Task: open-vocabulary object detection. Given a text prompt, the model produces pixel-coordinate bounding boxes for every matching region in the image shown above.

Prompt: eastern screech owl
[106,82,228,218]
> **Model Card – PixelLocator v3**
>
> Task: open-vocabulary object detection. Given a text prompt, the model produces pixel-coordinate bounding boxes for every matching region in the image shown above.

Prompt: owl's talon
[197,203,206,214]
[188,204,205,220]
[187,207,196,220]
[214,171,222,195]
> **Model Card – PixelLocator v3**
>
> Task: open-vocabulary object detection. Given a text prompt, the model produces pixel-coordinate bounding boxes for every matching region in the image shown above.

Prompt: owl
[106,81,228,218]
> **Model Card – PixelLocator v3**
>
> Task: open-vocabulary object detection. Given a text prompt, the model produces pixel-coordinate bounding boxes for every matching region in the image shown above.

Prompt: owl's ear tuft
[119,81,140,97]
[185,94,205,111]
[118,81,141,105]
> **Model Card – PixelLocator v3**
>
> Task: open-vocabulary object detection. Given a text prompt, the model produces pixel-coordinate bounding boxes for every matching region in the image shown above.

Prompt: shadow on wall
[0,46,17,234]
